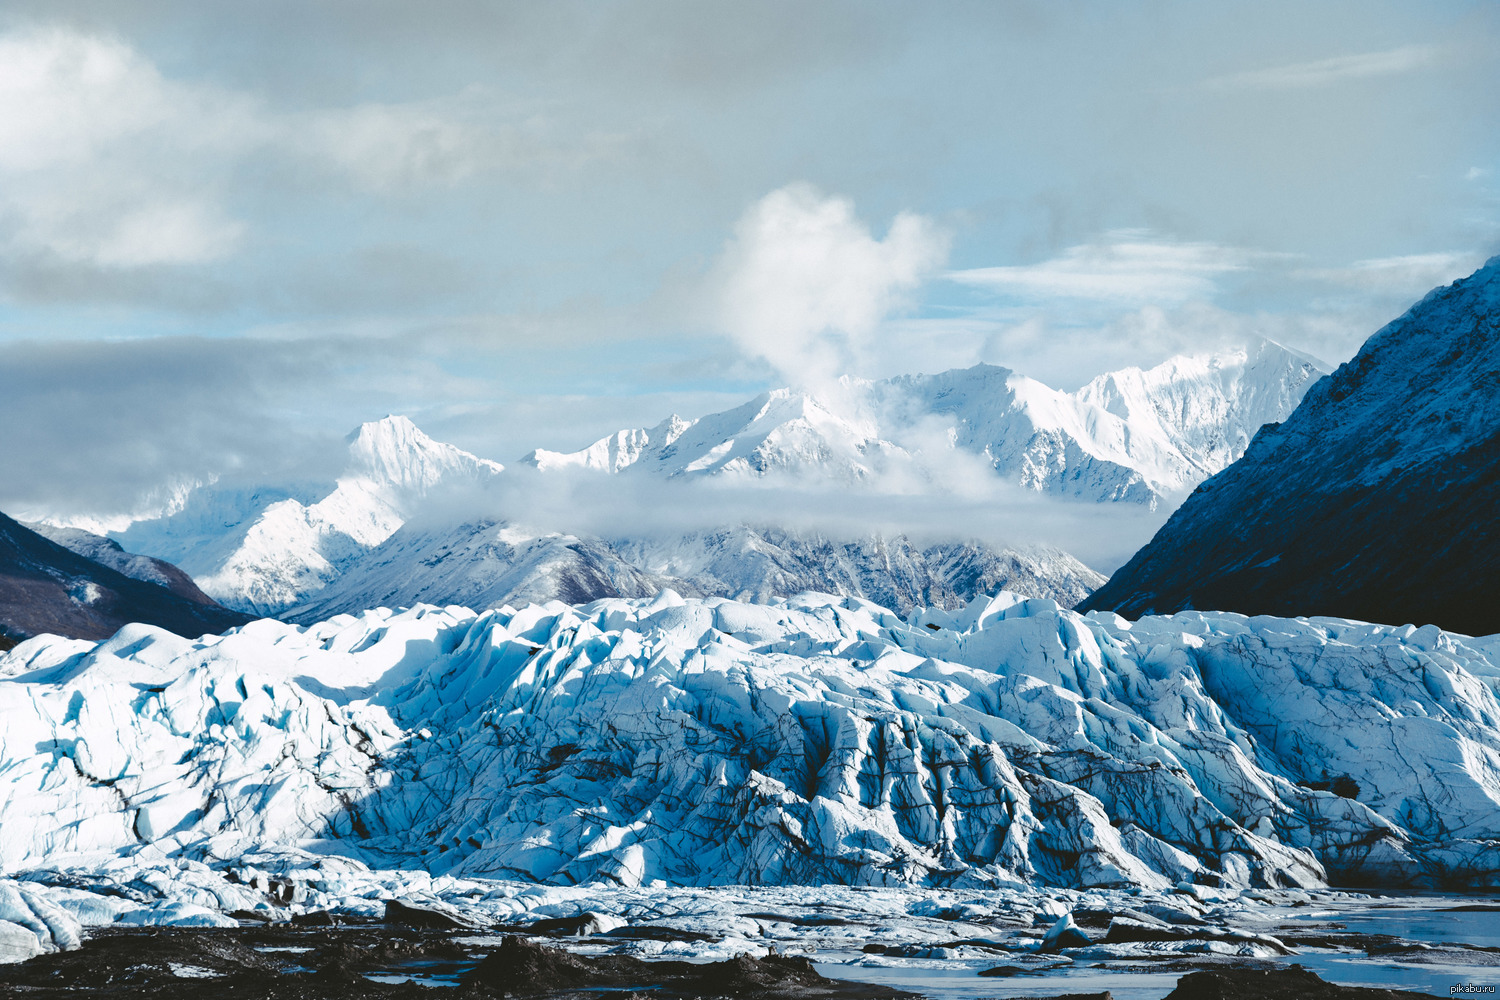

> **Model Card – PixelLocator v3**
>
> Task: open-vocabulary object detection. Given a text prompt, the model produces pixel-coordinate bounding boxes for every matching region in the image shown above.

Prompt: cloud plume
[713,184,949,387]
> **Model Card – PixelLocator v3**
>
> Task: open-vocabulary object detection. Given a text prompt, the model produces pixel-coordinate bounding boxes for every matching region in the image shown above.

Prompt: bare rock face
[1084,256,1500,637]
[24,523,221,607]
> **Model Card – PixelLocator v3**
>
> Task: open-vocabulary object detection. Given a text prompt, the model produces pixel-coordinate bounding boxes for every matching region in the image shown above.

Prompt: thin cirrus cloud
[1295,251,1484,292]
[1203,44,1441,91]
[946,232,1258,306]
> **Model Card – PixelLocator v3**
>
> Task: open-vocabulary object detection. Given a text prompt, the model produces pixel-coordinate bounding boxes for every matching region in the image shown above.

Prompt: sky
[2,0,1498,525]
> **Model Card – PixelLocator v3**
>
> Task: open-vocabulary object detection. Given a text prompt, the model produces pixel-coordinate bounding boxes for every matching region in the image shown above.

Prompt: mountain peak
[344,415,503,491]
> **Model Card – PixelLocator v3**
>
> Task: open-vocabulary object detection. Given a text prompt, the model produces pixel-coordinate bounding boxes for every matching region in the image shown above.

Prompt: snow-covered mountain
[528,390,899,482]
[71,342,1318,619]
[5,592,1500,893]
[1085,255,1500,636]
[110,416,503,615]
[528,339,1326,506]
[288,519,1104,622]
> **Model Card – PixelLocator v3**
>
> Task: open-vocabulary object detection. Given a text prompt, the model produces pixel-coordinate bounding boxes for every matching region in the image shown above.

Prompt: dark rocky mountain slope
[0,511,253,646]
[26,521,224,607]
[1083,255,1500,636]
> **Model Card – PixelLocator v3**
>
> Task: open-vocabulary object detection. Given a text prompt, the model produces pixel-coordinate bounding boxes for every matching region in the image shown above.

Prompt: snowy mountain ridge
[1085,254,1500,636]
[110,416,503,616]
[528,339,1327,506]
[47,344,1320,617]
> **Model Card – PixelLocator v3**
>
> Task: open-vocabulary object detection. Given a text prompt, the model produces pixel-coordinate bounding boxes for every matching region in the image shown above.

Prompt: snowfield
[4,591,1500,908]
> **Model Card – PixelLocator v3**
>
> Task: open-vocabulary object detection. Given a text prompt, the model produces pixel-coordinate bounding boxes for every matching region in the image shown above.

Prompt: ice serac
[4,593,1500,891]
[288,519,1104,621]
[529,342,1326,506]
[112,416,504,616]
[0,511,251,645]
[1084,256,1500,637]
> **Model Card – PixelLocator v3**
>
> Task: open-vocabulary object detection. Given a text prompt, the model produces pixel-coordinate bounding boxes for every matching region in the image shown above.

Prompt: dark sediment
[0,925,914,999]
[0,927,1471,1000]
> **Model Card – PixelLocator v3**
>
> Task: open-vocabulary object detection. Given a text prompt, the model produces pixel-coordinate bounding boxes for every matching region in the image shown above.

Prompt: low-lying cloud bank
[414,463,1171,576]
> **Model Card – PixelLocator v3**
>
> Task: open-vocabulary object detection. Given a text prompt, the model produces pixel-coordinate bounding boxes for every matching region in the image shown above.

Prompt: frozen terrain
[4,591,1500,991]
[4,592,1499,895]
[111,416,505,616]
[28,342,1319,620]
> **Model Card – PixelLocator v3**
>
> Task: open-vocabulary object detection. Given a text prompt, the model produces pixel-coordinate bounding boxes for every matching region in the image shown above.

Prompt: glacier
[4,591,1499,905]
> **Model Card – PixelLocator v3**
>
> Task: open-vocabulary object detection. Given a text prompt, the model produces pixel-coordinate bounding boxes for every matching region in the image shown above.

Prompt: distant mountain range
[30,340,1323,622]
[529,338,1326,506]
[1084,254,1500,636]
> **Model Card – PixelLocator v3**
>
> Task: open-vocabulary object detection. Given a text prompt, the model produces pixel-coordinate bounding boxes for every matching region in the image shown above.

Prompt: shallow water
[818,962,1180,1000]
[1307,905,1500,950]
[819,903,1500,1000]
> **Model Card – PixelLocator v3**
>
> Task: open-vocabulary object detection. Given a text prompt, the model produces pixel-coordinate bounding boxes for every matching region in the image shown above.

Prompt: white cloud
[16,197,245,268]
[0,27,260,267]
[948,231,1255,305]
[1204,45,1440,92]
[0,25,611,271]
[713,183,949,387]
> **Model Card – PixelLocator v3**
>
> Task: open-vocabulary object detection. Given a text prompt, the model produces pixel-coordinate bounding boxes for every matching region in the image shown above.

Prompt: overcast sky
[2,0,1498,519]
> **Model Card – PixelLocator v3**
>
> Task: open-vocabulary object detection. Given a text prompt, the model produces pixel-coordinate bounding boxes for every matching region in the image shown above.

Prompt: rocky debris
[0,924,915,999]
[525,912,626,936]
[467,935,912,997]
[382,899,480,930]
